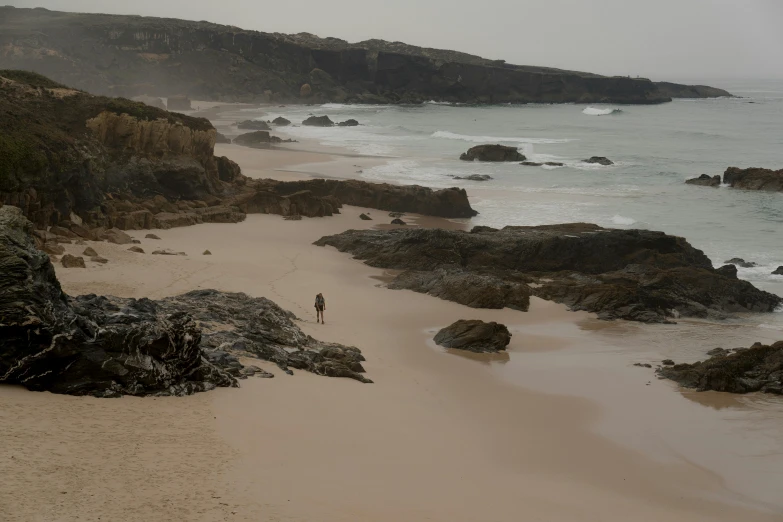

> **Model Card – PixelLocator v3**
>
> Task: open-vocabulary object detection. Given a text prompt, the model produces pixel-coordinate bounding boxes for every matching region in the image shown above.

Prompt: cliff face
[0,7,729,104]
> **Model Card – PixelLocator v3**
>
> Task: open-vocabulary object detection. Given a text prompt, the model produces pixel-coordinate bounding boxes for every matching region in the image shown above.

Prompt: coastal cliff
[0,7,729,104]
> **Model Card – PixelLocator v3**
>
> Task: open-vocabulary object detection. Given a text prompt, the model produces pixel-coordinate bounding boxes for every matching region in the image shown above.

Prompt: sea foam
[611,215,637,225]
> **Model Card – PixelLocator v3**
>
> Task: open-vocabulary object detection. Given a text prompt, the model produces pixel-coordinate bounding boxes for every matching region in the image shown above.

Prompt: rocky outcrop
[0,7,729,105]
[454,174,492,181]
[233,131,293,148]
[460,145,525,162]
[583,156,614,166]
[315,224,781,323]
[338,119,359,127]
[302,115,335,127]
[272,117,291,126]
[249,178,477,218]
[722,167,783,192]
[773,267,783,276]
[0,205,372,397]
[237,119,271,130]
[433,320,511,353]
[724,258,757,268]
[656,341,782,394]
[686,174,721,187]
[653,82,732,99]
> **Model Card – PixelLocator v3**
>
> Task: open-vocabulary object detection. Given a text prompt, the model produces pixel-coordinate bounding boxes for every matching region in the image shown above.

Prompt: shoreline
[1,112,782,520]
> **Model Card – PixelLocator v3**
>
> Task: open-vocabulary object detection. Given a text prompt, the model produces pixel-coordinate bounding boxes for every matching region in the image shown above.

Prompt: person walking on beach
[315,293,326,324]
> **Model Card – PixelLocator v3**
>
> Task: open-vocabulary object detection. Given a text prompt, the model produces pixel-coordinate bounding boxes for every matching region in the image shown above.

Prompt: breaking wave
[582,107,623,116]
[432,130,573,144]
[611,214,637,225]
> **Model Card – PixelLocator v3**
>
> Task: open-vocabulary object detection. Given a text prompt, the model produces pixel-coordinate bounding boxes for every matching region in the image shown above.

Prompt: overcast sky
[8,0,783,80]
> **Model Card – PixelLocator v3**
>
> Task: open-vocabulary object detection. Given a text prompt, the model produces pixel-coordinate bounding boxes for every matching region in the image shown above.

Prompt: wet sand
[1,129,781,521]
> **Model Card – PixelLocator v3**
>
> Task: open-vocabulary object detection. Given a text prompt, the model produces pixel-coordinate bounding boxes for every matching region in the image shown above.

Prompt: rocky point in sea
[0,205,372,398]
[315,224,782,323]
[459,144,526,162]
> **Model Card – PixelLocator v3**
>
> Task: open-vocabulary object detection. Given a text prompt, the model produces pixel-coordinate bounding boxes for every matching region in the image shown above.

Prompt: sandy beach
[1,137,782,521]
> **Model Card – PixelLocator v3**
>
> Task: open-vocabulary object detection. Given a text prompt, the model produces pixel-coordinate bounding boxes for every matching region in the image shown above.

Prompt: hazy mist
[8,0,783,80]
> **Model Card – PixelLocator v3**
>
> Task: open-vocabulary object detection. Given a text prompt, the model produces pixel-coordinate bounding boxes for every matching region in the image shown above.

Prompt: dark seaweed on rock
[314,224,781,323]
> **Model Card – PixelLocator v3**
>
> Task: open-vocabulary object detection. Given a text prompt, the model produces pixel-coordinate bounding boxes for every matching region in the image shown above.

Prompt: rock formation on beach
[303,115,335,127]
[433,320,512,353]
[583,156,614,166]
[0,205,372,397]
[237,119,271,130]
[0,71,476,234]
[315,224,782,323]
[233,131,294,148]
[460,145,526,162]
[686,167,782,192]
[656,341,783,395]
[0,7,731,105]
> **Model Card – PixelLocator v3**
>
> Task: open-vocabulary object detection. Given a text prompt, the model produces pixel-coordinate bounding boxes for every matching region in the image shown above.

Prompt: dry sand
[1,145,782,521]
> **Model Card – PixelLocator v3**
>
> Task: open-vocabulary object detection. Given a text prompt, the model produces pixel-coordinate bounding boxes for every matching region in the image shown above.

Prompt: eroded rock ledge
[0,205,371,397]
[314,224,781,323]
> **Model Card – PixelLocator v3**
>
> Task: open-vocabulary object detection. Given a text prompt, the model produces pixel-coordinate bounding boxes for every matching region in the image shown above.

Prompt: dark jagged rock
[389,269,530,310]
[233,131,293,148]
[391,218,407,225]
[237,119,271,130]
[359,213,372,220]
[460,145,525,162]
[454,174,492,181]
[272,116,291,126]
[520,162,543,167]
[61,254,85,268]
[433,320,511,353]
[545,162,565,167]
[686,174,721,187]
[146,233,161,240]
[314,224,781,323]
[773,266,783,276]
[724,258,757,268]
[0,8,729,105]
[722,167,783,192]
[302,115,335,127]
[657,341,783,394]
[583,156,614,166]
[247,178,477,218]
[716,265,738,278]
[0,206,372,397]
[338,119,359,127]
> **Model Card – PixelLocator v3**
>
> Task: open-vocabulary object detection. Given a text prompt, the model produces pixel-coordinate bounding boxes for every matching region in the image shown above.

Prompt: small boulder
[272,116,291,126]
[389,212,404,218]
[716,265,738,278]
[82,247,98,257]
[284,215,303,221]
[152,249,186,256]
[454,174,492,181]
[633,363,653,368]
[460,144,525,162]
[145,234,161,240]
[237,120,271,131]
[706,347,730,356]
[661,359,675,366]
[75,239,86,246]
[42,243,65,255]
[49,225,76,238]
[302,115,335,127]
[359,213,372,221]
[582,156,614,166]
[772,266,783,275]
[686,174,721,187]
[724,258,757,268]
[545,162,565,167]
[520,161,543,166]
[102,228,134,245]
[338,119,359,127]
[203,250,212,255]
[61,254,86,268]
[128,246,145,253]
[433,320,511,353]
[91,256,109,264]
[391,218,407,225]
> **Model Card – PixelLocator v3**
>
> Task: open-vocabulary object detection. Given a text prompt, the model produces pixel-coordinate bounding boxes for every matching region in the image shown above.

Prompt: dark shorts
[315,305,324,311]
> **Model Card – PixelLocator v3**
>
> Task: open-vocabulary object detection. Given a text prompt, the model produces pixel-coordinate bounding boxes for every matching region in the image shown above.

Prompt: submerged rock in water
[314,224,782,323]
[454,174,492,181]
[656,341,783,394]
[723,167,783,192]
[302,115,335,127]
[520,161,543,167]
[359,213,372,220]
[773,266,783,276]
[460,144,525,162]
[685,174,721,187]
[724,257,757,268]
[338,119,359,127]
[433,320,511,353]
[0,206,372,397]
[583,156,614,166]
[237,119,271,130]
[272,116,291,126]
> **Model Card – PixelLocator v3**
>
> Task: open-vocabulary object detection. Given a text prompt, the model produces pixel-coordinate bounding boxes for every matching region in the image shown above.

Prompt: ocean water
[246,79,783,318]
